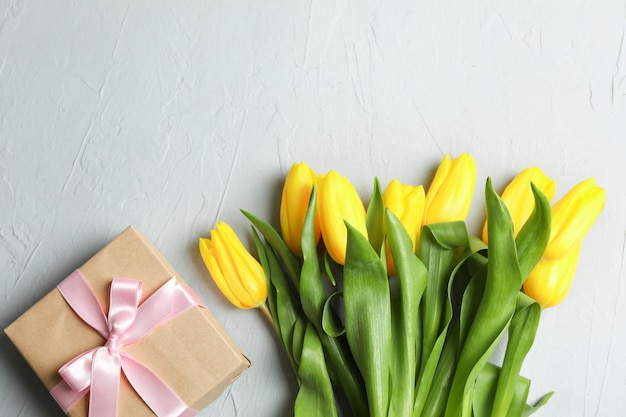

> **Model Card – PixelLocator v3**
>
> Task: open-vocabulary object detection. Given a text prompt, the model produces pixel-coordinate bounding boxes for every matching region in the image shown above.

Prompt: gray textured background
[1,1,625,416]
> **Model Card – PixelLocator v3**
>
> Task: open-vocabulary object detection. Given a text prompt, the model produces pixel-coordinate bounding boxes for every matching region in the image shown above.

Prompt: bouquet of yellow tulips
[198,154,605,417]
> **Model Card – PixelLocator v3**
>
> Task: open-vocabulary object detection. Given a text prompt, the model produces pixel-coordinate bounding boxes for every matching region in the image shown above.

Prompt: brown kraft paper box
[4,226,250,416]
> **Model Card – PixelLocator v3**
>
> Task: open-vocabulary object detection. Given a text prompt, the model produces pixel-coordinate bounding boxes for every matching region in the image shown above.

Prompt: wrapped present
[4,226,250,417]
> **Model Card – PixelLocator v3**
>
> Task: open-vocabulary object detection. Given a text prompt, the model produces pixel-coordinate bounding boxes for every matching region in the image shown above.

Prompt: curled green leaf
[321,291,345,337]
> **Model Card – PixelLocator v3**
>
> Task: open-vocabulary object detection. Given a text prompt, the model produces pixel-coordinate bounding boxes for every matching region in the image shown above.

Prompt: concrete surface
[1,0,625,416]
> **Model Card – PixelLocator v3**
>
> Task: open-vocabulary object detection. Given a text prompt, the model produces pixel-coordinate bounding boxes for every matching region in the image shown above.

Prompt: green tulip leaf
[445,178,522,417]
[492,295,542,416]
[468,235,488,253]
[385,209,428,417]
[427,221,472,249]
[321,291,345,337]
[507,376,532,417]
[419,327,459,417]
[414,220,470,417]
[418,221,470,376]
[472,362,500,417]
[420,240,487,417]
[472,362,552,417]
[366,177,385,255]
[262,236,305,372]
[522,392,554,417]
[291,315,307,366]
[514,291,540,314]
[294,323,338,417]
[242,209,301,287]
[515,182,551,281]
[414,231,475,417]
[252,227,278,326]
[300,186,326,323]
[300,186,369,417]
[344,222,392,417]
[323,252,338,286]
[458,258,487,349]
[414,326,459,417]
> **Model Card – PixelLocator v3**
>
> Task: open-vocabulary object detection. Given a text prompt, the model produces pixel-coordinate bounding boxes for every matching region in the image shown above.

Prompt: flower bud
[317,170,368,265]
[523,177,605,307]
[543,178,606,260]
[199,222,267,309]
[423,153,476,225]
[482,167,556,243]
[523,241,582,307]
[383,179,425,274]
[280,162,321,256]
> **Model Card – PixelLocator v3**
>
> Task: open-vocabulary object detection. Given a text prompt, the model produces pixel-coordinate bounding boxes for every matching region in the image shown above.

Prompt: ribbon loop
[57,270,109,338]
[51,270,201,417]
[107,278,142,338]
[58,348,98,393]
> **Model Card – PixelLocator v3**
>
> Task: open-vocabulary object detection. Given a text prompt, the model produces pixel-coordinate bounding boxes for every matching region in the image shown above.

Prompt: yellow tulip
[482,167,557,243]
[317,170,368,265]
[199,222,267,309]
[383,179,425,274]
[280,162,321,256]
[523,177,605,307]
[543,178,606,260]
[523,242,582,307]
[423,153,476,225]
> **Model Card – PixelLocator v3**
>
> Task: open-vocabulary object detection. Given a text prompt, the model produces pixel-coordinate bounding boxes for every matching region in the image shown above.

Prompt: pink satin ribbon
[49,270,204,417]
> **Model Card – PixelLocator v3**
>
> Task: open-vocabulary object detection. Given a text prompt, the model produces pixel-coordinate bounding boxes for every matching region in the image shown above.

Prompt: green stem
[258,302,274,326]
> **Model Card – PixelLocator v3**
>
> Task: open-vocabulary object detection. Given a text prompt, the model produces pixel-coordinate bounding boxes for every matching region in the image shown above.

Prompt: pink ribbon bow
[50,270,203,417]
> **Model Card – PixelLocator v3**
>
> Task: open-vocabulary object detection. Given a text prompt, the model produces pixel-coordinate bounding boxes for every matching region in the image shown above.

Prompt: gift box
[4,226,250,417]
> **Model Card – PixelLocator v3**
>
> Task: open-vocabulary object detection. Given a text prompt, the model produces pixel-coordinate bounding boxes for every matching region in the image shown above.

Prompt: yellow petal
[198,222,267,309]
[383,179,425,246]
[423,154,451,220]
[482,166,556,243]
[523,241,582,307]
[383,179,425,274]
[317,171,367,264]
[210,228,257,308]
[219,223,266,305]
[199,237,247,308]
[424,153,476,224]
[280,162,318,256]
[544,178,605,259]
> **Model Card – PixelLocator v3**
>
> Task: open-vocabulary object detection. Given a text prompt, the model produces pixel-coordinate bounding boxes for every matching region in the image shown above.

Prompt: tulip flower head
[199,222,267,309]
[280,162,322,256]
[317,170,368,265]
[523,177,605,307]
[383,179,425,274]
[423,153,476,225]
[482,167,557,243]
[524,241,582,308]
[542,178,606,260]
